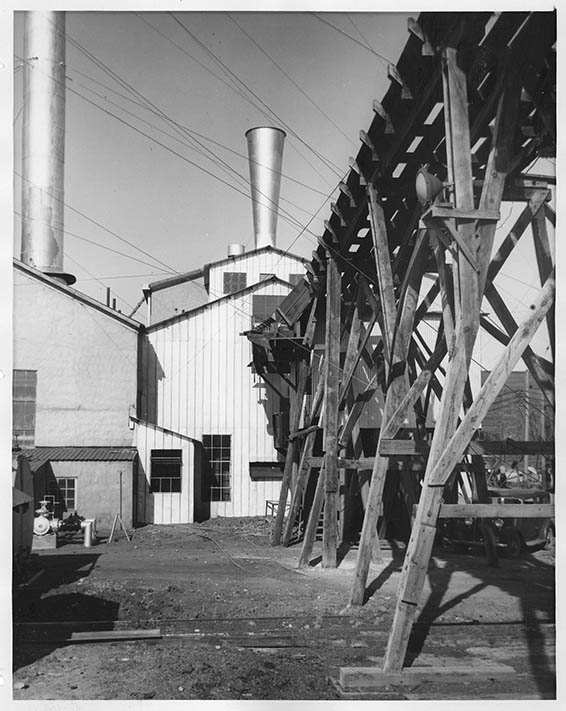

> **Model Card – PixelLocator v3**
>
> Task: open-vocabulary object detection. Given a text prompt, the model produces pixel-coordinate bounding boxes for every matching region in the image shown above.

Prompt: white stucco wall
[13,265,140,446]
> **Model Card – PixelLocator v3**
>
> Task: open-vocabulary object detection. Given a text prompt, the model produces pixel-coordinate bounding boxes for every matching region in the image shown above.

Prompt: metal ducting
[245,127,286,250]
[21,11,75,285]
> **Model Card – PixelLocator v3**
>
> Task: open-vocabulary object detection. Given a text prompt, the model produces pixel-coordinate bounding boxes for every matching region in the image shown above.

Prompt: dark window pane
[223,272,247,294]
[150,450,182,492]
[13,370,37,446]
[203,433,231,502]
[251,294,285,326]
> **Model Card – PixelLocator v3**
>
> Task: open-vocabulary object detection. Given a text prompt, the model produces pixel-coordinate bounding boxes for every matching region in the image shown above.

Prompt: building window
[203,435,231,501]
[251,294,285,327]
[48,477,77,514]
[150,449,182,493]
[289,273,304,286]
[13,370,37,447]
[223,272,247,294]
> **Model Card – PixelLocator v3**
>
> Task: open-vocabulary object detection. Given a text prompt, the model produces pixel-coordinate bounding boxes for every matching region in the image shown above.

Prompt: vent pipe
[228,243,245,258]
[245,127,286,250]
[21,11,75,285]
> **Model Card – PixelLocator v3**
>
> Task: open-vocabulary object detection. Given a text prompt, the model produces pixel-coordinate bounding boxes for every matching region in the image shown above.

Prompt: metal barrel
[245,127,286,250]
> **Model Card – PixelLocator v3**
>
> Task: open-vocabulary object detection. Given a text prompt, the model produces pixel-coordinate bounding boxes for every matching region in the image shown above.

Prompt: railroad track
[13,615,556,651]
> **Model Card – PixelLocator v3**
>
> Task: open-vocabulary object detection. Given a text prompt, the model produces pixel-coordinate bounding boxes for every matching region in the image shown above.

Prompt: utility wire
[309,13,394,68]
[15,168,182,276]
[64,252,136,312]
[20,32,329,238]
[69,63,332,198]
[76,79,322,219]
[16,52,339,276]
[13,208,176,273]
[168,12,344,181]
[226,12,357,149]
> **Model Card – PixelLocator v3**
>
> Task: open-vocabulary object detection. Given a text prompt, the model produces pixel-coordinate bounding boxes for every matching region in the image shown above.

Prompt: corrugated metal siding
[20,446,138,471]
[144,277,294,518]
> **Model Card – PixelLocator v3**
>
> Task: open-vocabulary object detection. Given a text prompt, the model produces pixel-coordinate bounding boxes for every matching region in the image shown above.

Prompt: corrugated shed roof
[19,446,138,471]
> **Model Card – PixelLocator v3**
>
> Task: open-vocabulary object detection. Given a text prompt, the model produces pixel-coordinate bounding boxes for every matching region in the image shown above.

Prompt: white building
[135,245,308,524]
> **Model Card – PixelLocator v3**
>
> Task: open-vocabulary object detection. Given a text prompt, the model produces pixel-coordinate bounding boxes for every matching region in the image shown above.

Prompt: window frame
[12,369,37,447]
[48,476,78,514]
[203,434,232,502]
[150,449,183,494]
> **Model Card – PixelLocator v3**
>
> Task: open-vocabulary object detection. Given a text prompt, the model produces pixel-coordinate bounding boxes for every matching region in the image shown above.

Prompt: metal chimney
[21,11,75,285]
[245,127,286,250]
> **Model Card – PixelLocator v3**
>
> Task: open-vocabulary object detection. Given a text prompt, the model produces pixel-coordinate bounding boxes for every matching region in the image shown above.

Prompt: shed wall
[134,420,198,524]
[48,459,135,531]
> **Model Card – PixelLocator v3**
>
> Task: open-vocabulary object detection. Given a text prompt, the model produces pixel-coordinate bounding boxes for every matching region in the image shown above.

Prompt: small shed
[20,446,138,532]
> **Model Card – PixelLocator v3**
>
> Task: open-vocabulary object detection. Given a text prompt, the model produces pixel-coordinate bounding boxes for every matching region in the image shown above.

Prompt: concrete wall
[13,266,140,446]
[47,459,135,532]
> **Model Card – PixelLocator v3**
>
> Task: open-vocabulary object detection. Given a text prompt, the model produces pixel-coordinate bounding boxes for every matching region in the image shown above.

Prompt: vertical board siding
[147,269,302,520]
[208,250,305,298]
[134,420,196,524]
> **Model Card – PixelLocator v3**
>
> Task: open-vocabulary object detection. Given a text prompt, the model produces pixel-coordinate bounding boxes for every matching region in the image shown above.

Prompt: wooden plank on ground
[66,629,162,642]
[337,661,518,690]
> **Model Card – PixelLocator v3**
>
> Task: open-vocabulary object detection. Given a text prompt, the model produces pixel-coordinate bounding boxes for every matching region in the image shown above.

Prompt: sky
[12,8,415,316]
[6,2,557,367]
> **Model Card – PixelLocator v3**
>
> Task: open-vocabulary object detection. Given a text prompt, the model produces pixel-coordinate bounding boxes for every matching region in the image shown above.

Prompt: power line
[68,62,333,199]
[64,252,135,313]
[13,207,176,273]
[226,13,357,149]
[16,53,321,243]
[16,168,183,276]
[75,79,324,220]
[168,12,345,181]
[310,13,394,68]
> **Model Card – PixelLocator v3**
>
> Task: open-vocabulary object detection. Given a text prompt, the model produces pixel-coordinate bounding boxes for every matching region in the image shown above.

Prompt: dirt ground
[11,517,556,701]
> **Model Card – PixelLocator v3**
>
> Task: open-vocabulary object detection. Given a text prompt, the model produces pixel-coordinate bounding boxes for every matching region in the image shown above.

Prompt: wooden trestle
[244,11,555,678]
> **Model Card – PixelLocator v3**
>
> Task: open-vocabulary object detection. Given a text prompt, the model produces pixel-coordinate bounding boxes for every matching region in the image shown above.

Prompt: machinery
[33,497,96,549]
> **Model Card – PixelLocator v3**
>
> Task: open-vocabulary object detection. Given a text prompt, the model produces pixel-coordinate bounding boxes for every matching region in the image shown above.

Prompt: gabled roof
[145,246,307,295]
[19,446,138,471]
[203,245,308,273]
[148,275,294,331]
[14,259,142,331]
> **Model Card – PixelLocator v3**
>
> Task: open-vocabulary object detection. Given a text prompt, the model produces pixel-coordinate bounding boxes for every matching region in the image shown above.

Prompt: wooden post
[350,187,423,605]
[298,463,326,568]
[382,45,484,668]
[271,357,310,545]
[272,300,319,545]
[383,273,554,672]
[531,207,555,359]
[322,251,341,568]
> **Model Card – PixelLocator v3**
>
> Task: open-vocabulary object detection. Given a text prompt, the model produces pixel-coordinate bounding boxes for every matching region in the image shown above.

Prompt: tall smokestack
[245,126,285,250]
[21,11,75,285]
